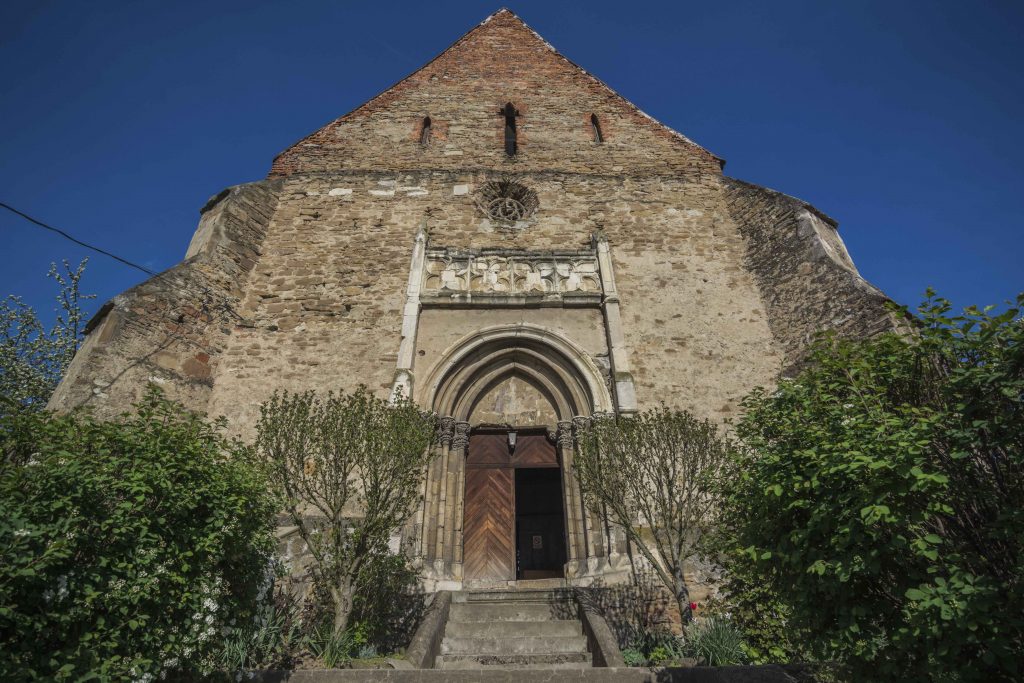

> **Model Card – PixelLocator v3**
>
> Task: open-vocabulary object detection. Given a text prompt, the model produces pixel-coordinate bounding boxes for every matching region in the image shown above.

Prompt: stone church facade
[51,10,892,591]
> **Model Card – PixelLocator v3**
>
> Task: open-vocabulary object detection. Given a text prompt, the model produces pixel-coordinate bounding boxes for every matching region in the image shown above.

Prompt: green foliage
[0,259,93,413]
[255,387,435,637]
[0,388,277,681]
[575,407,730,622]
[621,646,648,667]
[684,617,747,666]
[215,589,305,673]
[721,292,1024,681]
[350,542,426,654]
[619,622,686,666]
[709,560,807,664]
[309,621,362,668]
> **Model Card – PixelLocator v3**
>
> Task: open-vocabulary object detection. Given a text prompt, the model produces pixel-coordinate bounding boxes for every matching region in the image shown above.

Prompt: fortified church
[52,10,892,592]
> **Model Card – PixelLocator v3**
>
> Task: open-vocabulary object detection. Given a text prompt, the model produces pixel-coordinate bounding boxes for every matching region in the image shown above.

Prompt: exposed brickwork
[269,11,722,179]
[49,181,281,416]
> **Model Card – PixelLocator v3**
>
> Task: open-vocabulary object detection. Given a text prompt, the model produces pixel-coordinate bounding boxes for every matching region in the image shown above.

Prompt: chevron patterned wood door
[463,467,515,581]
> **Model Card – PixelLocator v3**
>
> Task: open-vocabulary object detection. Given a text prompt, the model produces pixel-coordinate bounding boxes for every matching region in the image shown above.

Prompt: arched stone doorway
[415,325,618,588]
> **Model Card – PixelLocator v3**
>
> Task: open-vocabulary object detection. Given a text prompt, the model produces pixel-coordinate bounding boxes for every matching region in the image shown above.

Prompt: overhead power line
[1,199,246,335]
[1,201,156,276]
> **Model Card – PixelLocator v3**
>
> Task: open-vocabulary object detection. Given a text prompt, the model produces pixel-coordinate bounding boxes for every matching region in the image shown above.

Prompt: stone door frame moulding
[389,230,638,416]
[423,323,615,420]
[414,323,632,590]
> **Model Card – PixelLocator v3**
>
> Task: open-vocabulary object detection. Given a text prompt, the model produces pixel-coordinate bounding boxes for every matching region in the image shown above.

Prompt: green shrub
[309,621,367,668]
[684,617,747,666]
[721,292,1024,681]
[216,588,305,673]
[708,560,808,664]
[619,622,686,666]
[621,646,647,667]
[255,388,435,638]
[0,388,277,681]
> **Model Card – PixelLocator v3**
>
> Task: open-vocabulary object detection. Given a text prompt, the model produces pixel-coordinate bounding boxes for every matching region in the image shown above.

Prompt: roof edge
[271,8,724,169]
[725,176,839,229]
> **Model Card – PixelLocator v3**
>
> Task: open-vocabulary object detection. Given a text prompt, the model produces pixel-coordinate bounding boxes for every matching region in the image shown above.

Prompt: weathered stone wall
[195,171,787,437]
[724,178,894,373]
[49,180,281,417]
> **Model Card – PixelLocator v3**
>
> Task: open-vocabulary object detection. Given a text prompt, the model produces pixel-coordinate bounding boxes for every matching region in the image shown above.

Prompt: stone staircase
[435,588,592,670]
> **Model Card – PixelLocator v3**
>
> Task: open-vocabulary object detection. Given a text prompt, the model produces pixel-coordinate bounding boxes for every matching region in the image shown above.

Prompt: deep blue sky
[2,1,1021,327]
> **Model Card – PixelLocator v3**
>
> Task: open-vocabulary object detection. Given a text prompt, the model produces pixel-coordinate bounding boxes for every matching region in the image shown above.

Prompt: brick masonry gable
[270,9,723,177]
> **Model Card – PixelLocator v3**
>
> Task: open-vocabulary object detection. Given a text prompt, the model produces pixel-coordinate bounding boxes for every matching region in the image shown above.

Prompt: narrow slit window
[420,116,432,146]
[502,102,518,156]
[590,114,604,143]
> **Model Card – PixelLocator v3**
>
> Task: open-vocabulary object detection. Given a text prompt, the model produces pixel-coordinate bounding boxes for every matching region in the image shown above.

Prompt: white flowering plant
[0,387,277,681]
[0,259,92,415]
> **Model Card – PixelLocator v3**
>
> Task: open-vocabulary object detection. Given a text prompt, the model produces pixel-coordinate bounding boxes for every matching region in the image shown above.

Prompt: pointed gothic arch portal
[418,325,614,585]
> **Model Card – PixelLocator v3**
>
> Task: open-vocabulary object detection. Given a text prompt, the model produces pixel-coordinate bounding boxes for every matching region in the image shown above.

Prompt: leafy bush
[708,560,808,664]
[721,293,1024,681]
[684,617,747,666]
[575,407,730,622]
[255,387,434,637]
[349,542,425,654]
[0,388,277,681]
[619,622,686,666]
[216,589,305,673]
[621,646,648,667]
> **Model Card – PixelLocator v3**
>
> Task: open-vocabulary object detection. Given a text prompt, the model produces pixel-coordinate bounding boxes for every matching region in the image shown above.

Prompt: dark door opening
[515,467,566,580]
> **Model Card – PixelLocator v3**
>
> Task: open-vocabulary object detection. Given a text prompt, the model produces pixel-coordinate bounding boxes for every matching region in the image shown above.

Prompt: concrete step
[456,588,573,603]
[438,659,593,670]
[443,618,581,638]
[436,651,593,668]
[441,635,589,656]
[448,602,571,622]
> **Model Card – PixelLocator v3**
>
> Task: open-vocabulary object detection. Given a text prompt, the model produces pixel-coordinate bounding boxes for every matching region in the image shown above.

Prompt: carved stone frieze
[423,248,601,297]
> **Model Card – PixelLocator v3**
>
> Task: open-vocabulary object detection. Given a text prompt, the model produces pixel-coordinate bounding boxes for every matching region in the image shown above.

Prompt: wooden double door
[462,429,567,582]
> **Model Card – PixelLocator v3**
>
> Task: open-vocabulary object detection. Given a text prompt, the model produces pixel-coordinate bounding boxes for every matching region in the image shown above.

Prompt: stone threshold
[246,664,804,682]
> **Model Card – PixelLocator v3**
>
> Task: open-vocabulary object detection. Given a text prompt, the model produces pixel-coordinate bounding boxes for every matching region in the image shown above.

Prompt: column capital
[451,421,471,450]
[571,415,591,436]
[555,420,574,449]
[437,416,456,447]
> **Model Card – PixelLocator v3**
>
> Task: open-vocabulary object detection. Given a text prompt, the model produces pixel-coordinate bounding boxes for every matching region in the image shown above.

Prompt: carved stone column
[433,419,467,575]
[591,411,618,570]
[556,419,584,576]
[420,416,454,566]
[449,421,471,580]
[570,415,600,571]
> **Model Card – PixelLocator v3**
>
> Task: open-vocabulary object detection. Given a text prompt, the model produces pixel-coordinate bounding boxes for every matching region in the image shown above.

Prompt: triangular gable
[271,8,723,172]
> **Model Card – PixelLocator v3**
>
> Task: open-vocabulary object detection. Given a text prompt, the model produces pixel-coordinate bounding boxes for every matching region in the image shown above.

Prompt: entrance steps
[435,589,592,670]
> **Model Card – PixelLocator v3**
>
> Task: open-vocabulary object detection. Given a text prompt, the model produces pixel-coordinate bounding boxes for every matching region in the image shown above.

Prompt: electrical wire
[1,201,156,276]
[1,199,246,329]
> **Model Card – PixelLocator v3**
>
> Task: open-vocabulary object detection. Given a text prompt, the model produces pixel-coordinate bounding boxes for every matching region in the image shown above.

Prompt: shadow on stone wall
[572,570,679,647]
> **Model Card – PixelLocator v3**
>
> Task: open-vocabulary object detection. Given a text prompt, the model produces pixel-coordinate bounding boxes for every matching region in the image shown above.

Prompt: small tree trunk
[329,576,355,637]
[673,568,693,625]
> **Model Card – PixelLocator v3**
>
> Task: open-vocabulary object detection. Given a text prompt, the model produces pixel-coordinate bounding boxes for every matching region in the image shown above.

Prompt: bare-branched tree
[255,387,435,636]
[0,258,93,413]
[575,407,730,623]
